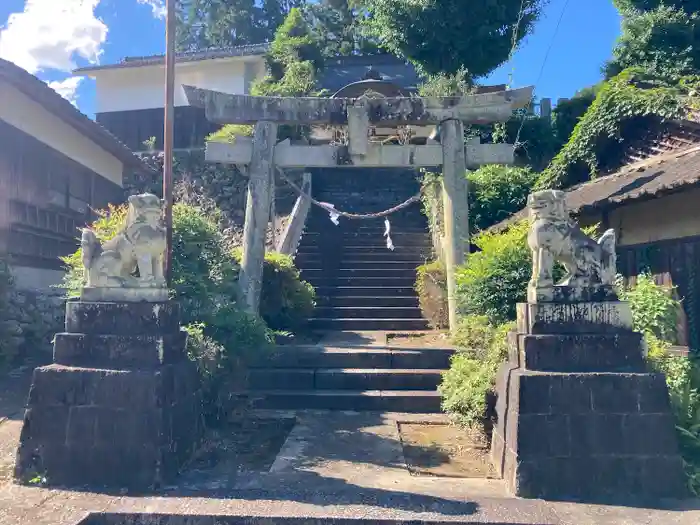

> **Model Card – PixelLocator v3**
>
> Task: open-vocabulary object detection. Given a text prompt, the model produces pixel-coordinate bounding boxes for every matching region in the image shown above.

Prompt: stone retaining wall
[5,289,64,364]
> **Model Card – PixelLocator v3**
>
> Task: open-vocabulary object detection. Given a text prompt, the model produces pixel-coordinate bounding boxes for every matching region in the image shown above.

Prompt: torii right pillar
[441,119,470,330]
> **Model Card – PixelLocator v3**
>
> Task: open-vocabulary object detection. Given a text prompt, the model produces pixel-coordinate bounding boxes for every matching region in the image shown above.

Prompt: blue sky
[0,0,621,118]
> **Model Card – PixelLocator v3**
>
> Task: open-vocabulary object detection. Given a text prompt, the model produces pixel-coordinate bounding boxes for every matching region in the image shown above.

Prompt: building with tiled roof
[0,59,149,289]
[73,46,422,151]
[491,118,700,352]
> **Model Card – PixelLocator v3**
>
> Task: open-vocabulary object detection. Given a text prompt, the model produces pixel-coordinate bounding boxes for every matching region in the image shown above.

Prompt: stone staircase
[295,168,432,332]
[242,170,451,413]
[245,342,454,412]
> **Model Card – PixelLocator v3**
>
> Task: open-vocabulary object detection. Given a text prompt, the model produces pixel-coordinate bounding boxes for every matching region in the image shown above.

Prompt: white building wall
[92,57,266,113]
[0,80,124,186]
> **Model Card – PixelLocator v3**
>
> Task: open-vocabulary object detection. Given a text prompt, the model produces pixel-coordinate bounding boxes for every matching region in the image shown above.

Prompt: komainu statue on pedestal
[527,189,616,290]
[81,193,166,292]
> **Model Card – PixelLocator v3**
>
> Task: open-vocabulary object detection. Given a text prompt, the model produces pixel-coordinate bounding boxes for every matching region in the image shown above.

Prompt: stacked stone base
[15,300,203,490]
[491,299,688,501]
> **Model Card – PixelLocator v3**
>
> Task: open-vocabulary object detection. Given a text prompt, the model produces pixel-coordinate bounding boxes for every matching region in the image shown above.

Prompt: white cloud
[137,0,166,19]
[48,77,83,106]
[0,0,108,75]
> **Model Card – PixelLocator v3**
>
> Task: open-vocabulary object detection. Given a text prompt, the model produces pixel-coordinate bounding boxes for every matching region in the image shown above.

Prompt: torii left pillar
[441,119,470,330]
[240,121,278,312]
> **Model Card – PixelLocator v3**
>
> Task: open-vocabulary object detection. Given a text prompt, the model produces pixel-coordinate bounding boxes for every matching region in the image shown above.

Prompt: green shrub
[415,261,448,329]
[207,124,254,144]
[418,67,472,97]
[456,220,596,324]
[450,314,499,361]
[467,166,539,233]
[616,275,699,495]
[256,251,316,332]
[616,273,680,343]
[647,340,700,495]
[440,316,514,430]
[455,220,531,324]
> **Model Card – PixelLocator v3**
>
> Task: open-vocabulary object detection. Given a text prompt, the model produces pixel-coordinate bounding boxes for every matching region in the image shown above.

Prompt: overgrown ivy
[537,68,699,190]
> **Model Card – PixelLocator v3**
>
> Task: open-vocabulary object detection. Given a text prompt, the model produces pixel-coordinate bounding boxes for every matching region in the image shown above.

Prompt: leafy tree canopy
[251,7,323,97]
[605,5,700,81]
[176,0,304,51]
[362,0,546,77]
[613,0,700,12]
[303,0,380,57]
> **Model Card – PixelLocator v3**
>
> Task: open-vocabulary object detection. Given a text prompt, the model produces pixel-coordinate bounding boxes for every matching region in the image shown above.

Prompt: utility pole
[163,0,176,284]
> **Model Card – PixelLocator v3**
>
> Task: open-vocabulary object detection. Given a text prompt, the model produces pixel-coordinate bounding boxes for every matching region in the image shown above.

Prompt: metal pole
[163,0,176,284]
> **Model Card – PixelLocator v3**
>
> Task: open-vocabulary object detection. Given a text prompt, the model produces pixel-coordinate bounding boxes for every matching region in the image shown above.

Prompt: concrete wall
[91,57,266,113]
[11,266,65,291]
[608,189,700,246]
[0,80,124,187]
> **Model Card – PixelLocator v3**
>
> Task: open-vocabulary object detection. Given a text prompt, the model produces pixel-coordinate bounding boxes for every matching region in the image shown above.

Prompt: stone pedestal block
[491,301,688,501]
[507,332,646,373]
[15,300,203,490]
[517,301,633,335]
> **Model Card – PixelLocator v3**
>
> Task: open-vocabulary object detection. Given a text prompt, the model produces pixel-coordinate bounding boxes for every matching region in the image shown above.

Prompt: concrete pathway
[1,368,699,524]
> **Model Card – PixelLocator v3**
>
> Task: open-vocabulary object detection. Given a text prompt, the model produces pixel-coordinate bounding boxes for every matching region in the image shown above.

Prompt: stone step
[248,368,443,391]
[249,345,454,370]
[242,389,442,412]
[309,318,430,331]
[301,261,421,270]
[300,231,430,241]
[313,307,423,319]
[294,253,428,265]
[315,296,419,308]
[249,345,455,370]
[295,244,432,254]
[305,223,429,233]
[314,286,417,297]
[301,268,418,280]
[304,225,429,233]
[308,277,417,288]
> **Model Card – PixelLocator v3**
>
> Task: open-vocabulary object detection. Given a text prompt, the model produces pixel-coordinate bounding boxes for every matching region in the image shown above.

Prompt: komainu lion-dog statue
[527,190,617,290]
[81,193,167,288]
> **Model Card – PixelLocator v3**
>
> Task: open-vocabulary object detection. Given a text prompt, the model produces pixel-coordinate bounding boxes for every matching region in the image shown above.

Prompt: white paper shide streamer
[384,218,395,251]
[321,202,340,225]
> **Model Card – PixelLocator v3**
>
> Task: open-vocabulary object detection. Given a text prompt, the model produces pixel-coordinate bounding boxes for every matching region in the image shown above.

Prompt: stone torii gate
[184,85,533,329]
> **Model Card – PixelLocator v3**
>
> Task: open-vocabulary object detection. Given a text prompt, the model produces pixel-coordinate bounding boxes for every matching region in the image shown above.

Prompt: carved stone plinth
[491,301,688,501]
[14,299,203,490]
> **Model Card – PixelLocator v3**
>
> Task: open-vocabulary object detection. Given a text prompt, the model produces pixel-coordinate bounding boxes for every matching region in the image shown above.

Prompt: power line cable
[513,0,573,148]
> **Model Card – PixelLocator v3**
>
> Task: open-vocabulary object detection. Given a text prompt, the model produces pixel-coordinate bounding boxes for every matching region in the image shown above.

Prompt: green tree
[362,0,545,77]
[614,0,700,13]
[251,7,323,97]
[176,0,305,51]
[467,166,539,233]
[552,85,601,144]
[303,0,379,57]
[606,2,700,81]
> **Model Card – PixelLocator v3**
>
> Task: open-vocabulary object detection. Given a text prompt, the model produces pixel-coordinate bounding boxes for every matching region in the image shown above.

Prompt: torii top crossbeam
[183,85,534,126]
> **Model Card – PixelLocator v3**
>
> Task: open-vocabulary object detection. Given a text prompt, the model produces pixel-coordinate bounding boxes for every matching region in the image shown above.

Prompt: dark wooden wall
[0,119,123,270]
[96,107,219,151]
[618,237,700,353]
